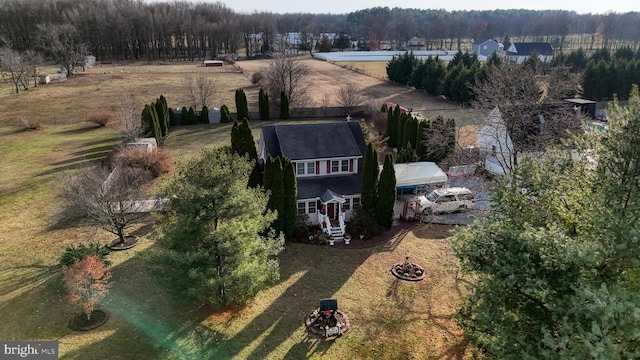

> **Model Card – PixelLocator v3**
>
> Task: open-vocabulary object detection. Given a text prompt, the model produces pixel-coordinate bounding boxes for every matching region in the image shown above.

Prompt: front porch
[317,190,347,241]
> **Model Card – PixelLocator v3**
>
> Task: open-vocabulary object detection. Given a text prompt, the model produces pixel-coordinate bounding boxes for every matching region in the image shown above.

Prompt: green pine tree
[220,104,231,123]
[361,142,379,216]
[280,91,290,119]
[282,158,297,238]
[259,88,270,120]
[376,153,396,229]
[158,147,284,308]
[235,89,250,120]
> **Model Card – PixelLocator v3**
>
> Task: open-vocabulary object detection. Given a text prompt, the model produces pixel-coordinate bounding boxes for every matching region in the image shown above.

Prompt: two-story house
[471,39,503,58]
[504,42,554,64]
[258,121,366,238]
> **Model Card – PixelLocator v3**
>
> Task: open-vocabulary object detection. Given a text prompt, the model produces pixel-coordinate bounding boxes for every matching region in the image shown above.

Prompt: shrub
[89,112,113,127]
[250,71,264,85]
[200,105,209,123]
[220,105,231,123]
[345,206,385,240]
[63,255,111,321]
[19,116,43,130]
[59,242,111,268]
[113,147,173,178]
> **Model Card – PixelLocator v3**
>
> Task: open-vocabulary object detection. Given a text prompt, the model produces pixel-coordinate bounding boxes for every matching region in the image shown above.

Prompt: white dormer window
[331,159,349,173]
[296,161,317,176]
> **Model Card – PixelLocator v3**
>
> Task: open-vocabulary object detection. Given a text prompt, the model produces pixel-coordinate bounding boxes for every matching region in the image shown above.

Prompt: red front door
[327,203,336,221]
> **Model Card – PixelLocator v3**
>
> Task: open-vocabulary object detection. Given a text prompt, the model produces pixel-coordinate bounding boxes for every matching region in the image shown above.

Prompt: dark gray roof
[473,39,496,45]
[261,121,366,161]
[297,174,362,200]
[509,42,554,56]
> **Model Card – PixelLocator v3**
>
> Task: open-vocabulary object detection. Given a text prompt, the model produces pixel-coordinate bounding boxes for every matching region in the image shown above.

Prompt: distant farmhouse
[503,42,554,64]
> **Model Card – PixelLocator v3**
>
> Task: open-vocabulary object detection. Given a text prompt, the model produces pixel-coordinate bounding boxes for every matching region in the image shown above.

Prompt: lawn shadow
[218,241,378,359]
[0,265,72,341]
[36,137,121,177]
[54,125,104,135]
[282,331,337,359]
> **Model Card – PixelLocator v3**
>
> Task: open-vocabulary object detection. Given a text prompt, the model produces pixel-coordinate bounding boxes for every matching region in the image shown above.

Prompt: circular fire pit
[304,309,350,337]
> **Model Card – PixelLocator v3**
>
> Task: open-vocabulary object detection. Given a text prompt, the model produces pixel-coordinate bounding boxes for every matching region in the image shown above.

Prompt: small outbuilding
[203,60,224,67]
[383,162,447,192]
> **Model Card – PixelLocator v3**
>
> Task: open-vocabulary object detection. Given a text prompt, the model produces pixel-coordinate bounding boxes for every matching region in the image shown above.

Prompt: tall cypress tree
[181,106,188,125]
[239,118,257,160]
[280,91,290,119]
[361,142,379,216]
[386,109,396,148]
[415,119,426,157]
[159,95,169,133]
[200,105,209,124]
[231,120,242,155]
[235,89,250,120]
[149,104,162,145]
[282,158,297,238]
[376,153,396,229]
[155,97,167,136]
[259,88,270,120]
[397,113,406,149]
[264,156,285,234]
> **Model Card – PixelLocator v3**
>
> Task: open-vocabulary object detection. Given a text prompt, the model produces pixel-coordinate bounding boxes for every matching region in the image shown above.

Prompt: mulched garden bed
[68,309,109,331]
[390,258,426,281]
[107,235,139,250]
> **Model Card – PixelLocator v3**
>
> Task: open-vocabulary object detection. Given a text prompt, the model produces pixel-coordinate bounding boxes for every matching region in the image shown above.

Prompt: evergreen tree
[453,87,640,359]
[281,158,297,238]
[239,118,258,160]
[220,104,231,123]
[187,107,197,125]
[235,88,250,120]
[199,105,209,124]
[259,88,270,120]
[158,147,284,308]
[280,91,290,119]
[360,142,379,216]
[181,106,188,125]
[376,153,396,229]
[386,51,419,86]
[385,108,397,148]
[396,113,406,148]
[155,96,167,136]
[396,143,419,163]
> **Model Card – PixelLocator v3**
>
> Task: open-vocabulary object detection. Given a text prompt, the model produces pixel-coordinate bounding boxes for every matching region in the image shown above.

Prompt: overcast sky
[225,0,639,15]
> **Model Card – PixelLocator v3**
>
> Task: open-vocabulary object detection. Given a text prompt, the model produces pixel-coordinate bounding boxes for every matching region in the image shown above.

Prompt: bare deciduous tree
[117,94,144,142]
[262,54,311,107]
[184,74,215,110]
[62,165,149,246]
[37,23,88,77]
[471,64,582,176]
[0,47,28,93]
[335,82,363,114]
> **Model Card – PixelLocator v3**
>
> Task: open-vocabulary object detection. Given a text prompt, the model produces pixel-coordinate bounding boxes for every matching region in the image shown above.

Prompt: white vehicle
[415,187,475,214]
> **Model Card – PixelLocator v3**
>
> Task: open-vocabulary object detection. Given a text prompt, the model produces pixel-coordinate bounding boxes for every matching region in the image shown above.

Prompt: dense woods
[1,0,639,62]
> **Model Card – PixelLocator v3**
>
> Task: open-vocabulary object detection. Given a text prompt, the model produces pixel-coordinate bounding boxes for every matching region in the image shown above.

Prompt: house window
[344,198,351,210]
[331,159,350,173]
[352,197,360,208]
[341,160,349,172]
[297,161,316,176]
[297,202,306,215]
[308,201,316,214]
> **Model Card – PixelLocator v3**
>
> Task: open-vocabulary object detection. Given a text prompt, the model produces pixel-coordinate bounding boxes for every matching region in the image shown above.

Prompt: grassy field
[0,60,476,359]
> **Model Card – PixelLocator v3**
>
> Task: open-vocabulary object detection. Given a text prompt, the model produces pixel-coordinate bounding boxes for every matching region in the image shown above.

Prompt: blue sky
[225,0,640,15]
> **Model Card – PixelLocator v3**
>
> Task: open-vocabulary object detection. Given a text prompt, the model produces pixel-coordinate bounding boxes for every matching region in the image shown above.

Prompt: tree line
[1,0,640,63]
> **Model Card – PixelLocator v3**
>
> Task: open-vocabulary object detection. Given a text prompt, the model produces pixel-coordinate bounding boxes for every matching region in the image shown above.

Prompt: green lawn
[0,120,473,359]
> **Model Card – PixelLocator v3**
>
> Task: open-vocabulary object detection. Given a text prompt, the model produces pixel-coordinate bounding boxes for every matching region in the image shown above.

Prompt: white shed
[381,162,447,192]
